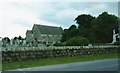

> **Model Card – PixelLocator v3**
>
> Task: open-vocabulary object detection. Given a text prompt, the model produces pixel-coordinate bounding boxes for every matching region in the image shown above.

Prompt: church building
[26,24,63,46]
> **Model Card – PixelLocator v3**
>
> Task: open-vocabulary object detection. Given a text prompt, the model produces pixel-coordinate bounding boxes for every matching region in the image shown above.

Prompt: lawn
[2,52,119,70]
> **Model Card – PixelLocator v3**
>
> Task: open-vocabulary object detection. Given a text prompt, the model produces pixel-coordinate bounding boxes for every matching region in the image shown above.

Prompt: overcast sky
[0,0,119,39]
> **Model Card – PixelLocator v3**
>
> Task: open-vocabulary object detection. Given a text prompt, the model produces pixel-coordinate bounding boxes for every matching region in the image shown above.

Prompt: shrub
[66,36,90,46]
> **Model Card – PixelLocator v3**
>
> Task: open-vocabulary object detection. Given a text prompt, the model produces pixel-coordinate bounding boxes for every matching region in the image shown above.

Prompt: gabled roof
[35,24,63,35]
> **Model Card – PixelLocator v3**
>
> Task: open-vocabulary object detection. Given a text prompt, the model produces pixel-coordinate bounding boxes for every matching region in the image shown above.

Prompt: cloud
[40,2,118,28]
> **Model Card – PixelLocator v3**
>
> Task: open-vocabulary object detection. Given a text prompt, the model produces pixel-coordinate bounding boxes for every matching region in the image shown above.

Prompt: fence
[2,45,120,61]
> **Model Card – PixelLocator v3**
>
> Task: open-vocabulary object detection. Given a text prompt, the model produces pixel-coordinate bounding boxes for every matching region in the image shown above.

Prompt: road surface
[7,58,119,71]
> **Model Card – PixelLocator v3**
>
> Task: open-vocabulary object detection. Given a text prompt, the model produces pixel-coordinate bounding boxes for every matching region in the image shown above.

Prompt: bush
[66,36,90,46]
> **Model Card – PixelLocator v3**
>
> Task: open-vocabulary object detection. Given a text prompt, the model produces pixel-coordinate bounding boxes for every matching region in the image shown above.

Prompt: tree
[61,25,78,42]
[61,29,69,42]
[69,25,77,30]
[74,14,95,41]
[75,14,95,28]
[74,12,119,43]
[18,36,24,45]
[66,36,90,46]
[2,37,10,43]
[90,12,119,43]
[18,36,23,40]
[2,37,10,47]
[61,12,119,44]
[13,37,18,40]
[68,25,78,38]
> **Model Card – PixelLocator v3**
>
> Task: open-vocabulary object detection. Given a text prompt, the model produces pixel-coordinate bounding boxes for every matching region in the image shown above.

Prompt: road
[2,58,119,73]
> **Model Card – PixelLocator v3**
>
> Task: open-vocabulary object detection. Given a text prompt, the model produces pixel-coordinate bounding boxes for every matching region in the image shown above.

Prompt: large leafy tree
[74,12,119,43]
[75,14,95,28]
[61,25,78,42]
[61,12,118,45]
[74,14,95,41]
[91,12,119,43]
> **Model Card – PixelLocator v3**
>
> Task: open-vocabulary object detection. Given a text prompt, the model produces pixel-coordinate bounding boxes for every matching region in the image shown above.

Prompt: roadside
[2,52,119,70]
[10,58,119,71]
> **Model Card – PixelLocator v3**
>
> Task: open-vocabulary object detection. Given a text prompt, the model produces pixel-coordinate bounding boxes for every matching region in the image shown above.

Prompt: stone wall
[2,46,119,61]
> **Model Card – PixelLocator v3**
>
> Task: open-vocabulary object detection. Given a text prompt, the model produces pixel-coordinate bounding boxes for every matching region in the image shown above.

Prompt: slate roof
[35,24,63,35]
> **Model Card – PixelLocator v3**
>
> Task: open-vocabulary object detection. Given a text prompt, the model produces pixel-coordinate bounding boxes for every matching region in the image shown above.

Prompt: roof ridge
[34,24,63,35]
[35,24,60,28]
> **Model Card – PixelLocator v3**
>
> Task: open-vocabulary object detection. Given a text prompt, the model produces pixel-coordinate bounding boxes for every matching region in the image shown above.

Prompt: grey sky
[0,0,119,38]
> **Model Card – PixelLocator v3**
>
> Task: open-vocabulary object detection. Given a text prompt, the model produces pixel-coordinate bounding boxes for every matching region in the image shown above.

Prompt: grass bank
[2,53,119,70]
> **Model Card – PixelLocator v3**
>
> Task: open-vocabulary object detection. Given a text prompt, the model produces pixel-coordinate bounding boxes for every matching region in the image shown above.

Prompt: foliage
[2,37,10,43]
[2,37,10,47]
[18,36,23,40]
[90,12,118,43]
[75,14,95,28]
[73,12,119,43]
[61,25,78,42]
[66,36,90,46]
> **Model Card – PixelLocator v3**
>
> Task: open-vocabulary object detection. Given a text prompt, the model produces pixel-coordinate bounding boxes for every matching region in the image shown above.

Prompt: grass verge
[2,53,119,70]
